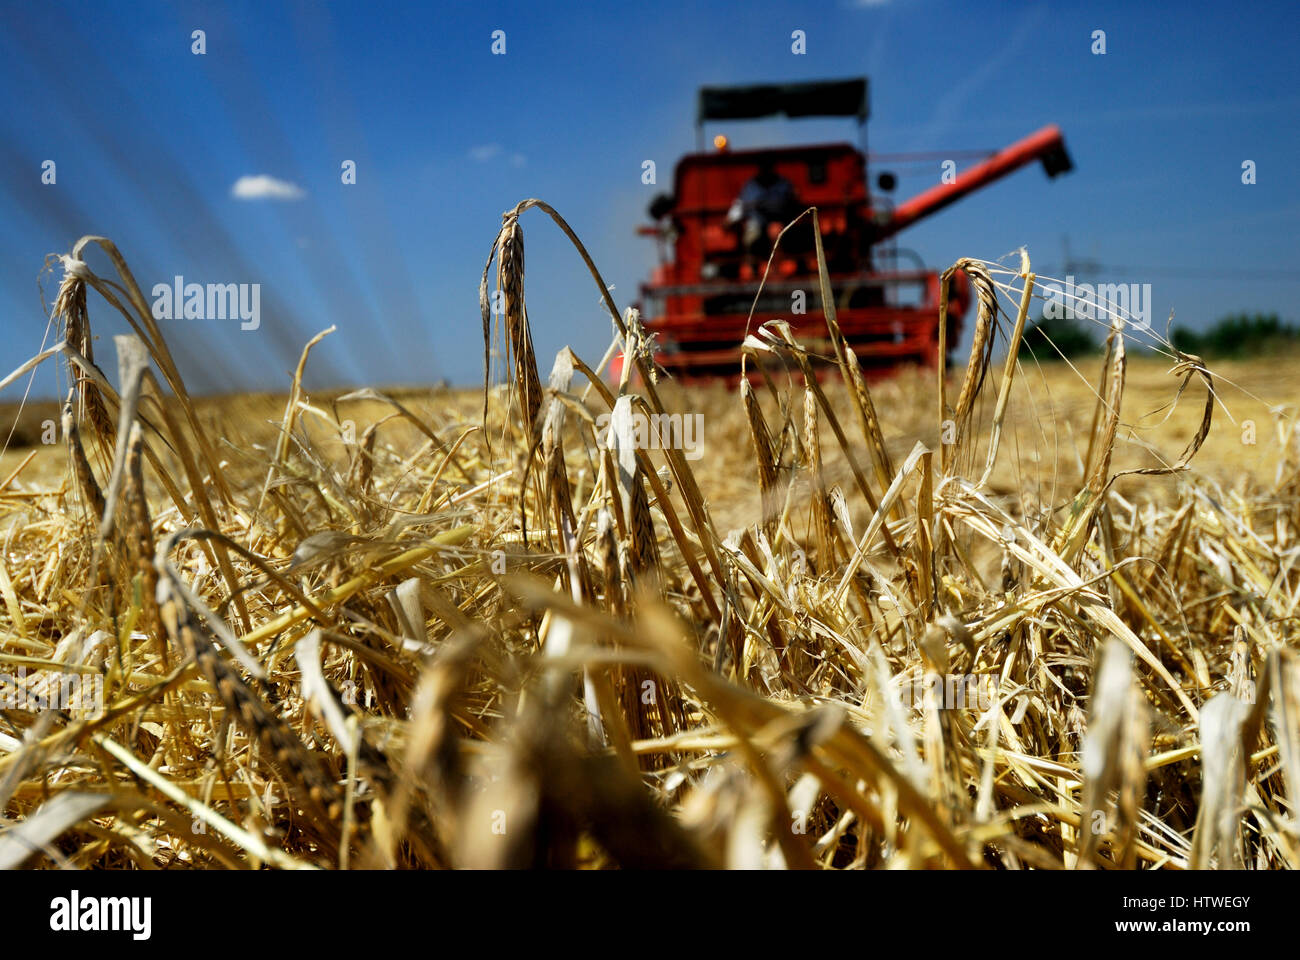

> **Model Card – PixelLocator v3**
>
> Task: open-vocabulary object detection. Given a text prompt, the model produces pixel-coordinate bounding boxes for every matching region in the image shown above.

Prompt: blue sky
[2,0,1297,396]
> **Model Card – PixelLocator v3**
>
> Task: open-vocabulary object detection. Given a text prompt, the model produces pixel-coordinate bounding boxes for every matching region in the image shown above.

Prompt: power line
[1042,262,1300,282]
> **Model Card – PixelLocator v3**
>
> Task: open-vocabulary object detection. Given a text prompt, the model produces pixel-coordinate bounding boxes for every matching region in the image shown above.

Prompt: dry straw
[0,213,1295,870]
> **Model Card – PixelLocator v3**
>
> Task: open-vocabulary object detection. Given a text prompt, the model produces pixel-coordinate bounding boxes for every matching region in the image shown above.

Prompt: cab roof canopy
[696,77,869,129]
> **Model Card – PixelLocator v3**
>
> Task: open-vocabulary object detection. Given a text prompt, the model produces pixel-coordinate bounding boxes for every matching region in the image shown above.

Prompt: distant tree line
[1017,312,1296,360]
[1171,313,1298,358]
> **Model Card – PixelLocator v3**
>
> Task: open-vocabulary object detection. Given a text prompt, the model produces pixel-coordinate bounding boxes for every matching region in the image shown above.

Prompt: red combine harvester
[630,78,1072,381]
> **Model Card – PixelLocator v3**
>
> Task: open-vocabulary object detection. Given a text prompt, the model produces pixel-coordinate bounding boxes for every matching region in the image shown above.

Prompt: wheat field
[0,210,1297,870]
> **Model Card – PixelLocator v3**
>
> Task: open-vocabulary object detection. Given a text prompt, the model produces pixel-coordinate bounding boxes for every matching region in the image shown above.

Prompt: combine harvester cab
[630,77,1073,382]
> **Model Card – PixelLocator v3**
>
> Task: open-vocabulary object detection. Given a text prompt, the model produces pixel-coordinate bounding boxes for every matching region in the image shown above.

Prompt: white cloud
[231,174,305,201]
[469,144,526,167]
